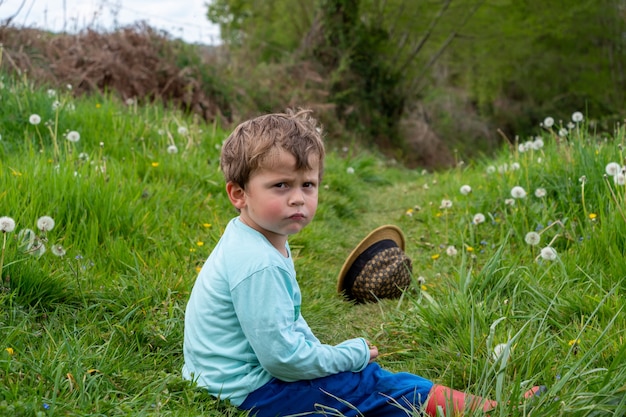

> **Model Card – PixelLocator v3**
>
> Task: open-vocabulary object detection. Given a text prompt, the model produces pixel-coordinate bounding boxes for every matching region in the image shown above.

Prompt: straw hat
[337,225,412,303]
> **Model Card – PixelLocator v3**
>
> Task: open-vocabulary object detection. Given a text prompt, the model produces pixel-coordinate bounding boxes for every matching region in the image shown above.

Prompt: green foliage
[3,70,626,416]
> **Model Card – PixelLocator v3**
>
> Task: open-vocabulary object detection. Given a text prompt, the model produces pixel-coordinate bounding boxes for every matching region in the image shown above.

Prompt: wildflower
[195,266,202,273]
[532,137,544,150]
[440,199,453,209]
[177,126,188,135]
[125,98,135,106]
[446,246,458,256]
[589,213,597,221]
[572,112,584,123]
[36,216,55,232]
[615,172,626,186]
[405,208,414,217]
[534,188,547,198]
[47,89,57,97]
[66,131,80,143]
[497,164,508,173]
[5,347,14,355]
[525,232,541,246]
[0,216,15,233]
[52,100,61,110]
[510,186,527,199]
[540,246,558,261]
[460,185,472,195]
[605,162,621,176]
[504,198,515,206]
[96,103,101,108]
[510,162,521,171]
[486,165,496,174]
[78,152,89,162]
[431,254,440,260]
[568,339,580,346]
[29,114,41,125]
[417,276,426,286]
[558,128,568,137]
[151,162,159,168]
[472,213,485,224]
[346,167,355,174]
[197,241,204,246]
[543,117,554,128]
[203,223,212,228]
[51,244,66,257]
[167,144,178,154]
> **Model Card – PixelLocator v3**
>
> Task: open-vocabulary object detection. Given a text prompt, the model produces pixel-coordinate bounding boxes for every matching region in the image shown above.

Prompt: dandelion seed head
[473,213,485,224]
[511,186,527,199]
[525,231,541,246]
[605,162,621,176]
[29,114,41,125]
[504,198,515,206]
[177,126,188,135]
[51,244,66,257]
[535,188,547,198]
[572,112,584,123]
[492,343,508,361]
[440,199,453,209]
[510,162,521,171]
[532,137,544,150]
[66,130,80,143]
[167,144,178,154]
[346,167,355,174]
[460,185,472,195]
[486,165,496,174]
[543,117,554,128]
[0,216,16,232]
[615,172,626,186]
[559,128,568,137]
[446,246,458,256]
[540,246,558,261]
[36,216,55,232]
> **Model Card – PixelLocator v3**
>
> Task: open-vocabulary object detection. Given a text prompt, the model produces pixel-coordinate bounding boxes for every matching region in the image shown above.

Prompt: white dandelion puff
[29,114,41,125]
[440,199,453,209]
[540,246,558,261]
[492,343,509,361]
[532,137,544,150]
[473,213,486,225]
[572,112,584,123]
[0,216,16,233]
[36,216,55,232]
[511,186,527,199]
[535,188,547,198]
[504,198,515,206]
[177,126,188,135]
[605,162,621,176]
[525,232,541,246]
[446,246,458,256]
[543,117,554,128]
[51,244,66,257]
[460,185,472,195]
[346,167,355,174]
[66,131,80,143]
[167,144,178,154]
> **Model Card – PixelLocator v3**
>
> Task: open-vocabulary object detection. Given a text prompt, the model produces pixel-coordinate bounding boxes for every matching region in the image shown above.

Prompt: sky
[0,0,221,44]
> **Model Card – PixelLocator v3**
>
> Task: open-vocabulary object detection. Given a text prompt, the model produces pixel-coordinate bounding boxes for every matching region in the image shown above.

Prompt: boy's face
[227,149,320,252]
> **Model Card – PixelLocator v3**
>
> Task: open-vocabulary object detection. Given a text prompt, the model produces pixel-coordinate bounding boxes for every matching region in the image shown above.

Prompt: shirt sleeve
[231,266,370,381]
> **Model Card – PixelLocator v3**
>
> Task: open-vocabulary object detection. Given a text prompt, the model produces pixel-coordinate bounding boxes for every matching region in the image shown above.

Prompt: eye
[274,182,288,188]
[303,182,317,188]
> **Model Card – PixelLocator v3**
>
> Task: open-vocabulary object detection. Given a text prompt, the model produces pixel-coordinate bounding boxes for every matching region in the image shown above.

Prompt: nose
[289,189,305,206]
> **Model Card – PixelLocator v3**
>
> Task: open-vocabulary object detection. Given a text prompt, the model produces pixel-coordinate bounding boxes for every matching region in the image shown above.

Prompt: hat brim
[337,225,406,294]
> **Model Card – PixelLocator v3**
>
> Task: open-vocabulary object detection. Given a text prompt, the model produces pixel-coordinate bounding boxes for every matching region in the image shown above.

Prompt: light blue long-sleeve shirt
[182,218,370,406]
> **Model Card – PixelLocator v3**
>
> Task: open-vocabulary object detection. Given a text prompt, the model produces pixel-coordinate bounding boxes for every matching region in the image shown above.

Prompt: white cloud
[0,0,220,44]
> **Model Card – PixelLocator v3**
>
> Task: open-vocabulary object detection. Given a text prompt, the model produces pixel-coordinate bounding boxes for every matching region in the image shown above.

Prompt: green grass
[1,73,626,417]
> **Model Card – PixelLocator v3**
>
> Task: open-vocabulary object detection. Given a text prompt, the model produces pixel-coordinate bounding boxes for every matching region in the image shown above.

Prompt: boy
[182,109,543,416]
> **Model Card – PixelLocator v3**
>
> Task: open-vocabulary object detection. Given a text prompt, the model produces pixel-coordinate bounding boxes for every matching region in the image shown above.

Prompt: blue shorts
[239,363,434,417]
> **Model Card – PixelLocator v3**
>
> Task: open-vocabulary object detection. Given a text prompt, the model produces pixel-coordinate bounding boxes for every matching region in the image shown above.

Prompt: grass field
[1,74,625,416]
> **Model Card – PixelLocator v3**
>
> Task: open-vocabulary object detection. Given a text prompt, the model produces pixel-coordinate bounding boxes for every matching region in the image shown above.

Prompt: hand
[366,340,379,362]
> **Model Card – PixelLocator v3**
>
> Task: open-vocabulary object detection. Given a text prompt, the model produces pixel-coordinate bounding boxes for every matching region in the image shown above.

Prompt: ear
[226,181,247,210]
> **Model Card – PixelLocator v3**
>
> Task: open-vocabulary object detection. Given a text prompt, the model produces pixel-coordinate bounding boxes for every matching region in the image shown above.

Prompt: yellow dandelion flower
[431,254,440,260]
[96,103,101,108]
[435,212,442,218]
[420,285,427,291]
[568,339,580,346]
[151,162,160,167]
[466,246,474,252]
[203,223,212,228]
[405,208,414,216]
[5,347,14,355]
[197,241,204,246]
[195,266,202,273]
[589,213,597,220]
[189,248,196,253]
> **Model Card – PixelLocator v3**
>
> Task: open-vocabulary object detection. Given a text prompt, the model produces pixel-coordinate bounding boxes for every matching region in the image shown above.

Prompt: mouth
[289,213,306,221]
